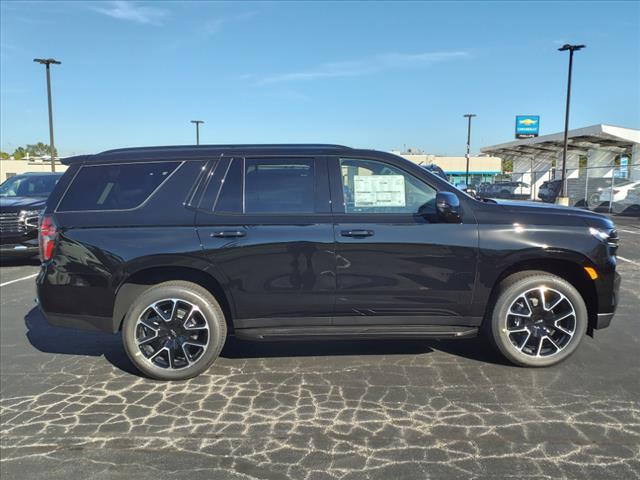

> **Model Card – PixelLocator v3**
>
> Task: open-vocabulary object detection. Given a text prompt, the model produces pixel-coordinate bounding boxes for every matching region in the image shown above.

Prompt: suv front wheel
[122,281,227,380]
[488,272,587,367]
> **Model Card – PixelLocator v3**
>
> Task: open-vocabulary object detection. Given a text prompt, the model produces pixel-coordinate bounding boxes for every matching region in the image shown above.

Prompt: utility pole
[557,44,585,204]
[464,114,477,189]
[191,120,204,145]
[33,58,61,172]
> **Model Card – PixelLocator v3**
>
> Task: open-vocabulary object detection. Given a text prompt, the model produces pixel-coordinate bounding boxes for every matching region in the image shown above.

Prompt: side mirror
[436,191,461,223]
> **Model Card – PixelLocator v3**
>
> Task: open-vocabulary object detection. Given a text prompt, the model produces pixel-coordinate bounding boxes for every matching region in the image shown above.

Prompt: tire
[487,271,587,367]
[122,281,227,380]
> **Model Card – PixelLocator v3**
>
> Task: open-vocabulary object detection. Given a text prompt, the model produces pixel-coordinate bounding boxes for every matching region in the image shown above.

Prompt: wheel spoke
[139,317,160,331]
[181,343,193,365]
[545,293,565,311]
[183,339,206,348]
[137,333,158,346]
[535,336,544,356]
[153,304,170,322]
[552,311,574,323]
[554,324,574,336]
[517,330,531,351]
[546,336,561,352]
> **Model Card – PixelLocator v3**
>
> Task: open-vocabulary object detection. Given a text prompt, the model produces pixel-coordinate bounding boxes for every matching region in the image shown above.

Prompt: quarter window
[58,161,180,212]
[339,158,437,214]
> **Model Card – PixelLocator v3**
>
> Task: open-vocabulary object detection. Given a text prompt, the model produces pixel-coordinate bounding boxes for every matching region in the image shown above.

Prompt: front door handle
[341,229,374,238]
[210,230,246,238]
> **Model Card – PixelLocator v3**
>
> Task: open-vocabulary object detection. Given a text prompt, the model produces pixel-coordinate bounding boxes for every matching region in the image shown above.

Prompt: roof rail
[97,143,352,156]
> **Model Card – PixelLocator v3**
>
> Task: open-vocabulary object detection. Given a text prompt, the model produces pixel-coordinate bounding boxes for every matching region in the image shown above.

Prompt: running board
[234,325,478,341]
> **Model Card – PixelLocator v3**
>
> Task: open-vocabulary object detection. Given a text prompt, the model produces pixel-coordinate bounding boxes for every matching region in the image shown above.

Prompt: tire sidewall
[122,283,225,380]
[491,275,587,367]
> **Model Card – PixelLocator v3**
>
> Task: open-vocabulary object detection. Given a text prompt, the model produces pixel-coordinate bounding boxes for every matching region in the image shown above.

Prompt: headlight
[589,227,609,242]
[19,209,42,228]
[20,210,40,217]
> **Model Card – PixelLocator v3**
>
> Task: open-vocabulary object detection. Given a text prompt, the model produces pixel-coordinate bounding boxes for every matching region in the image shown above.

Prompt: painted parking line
[0,273,38,288]
[618,229,640,235]
[618,256,640,267]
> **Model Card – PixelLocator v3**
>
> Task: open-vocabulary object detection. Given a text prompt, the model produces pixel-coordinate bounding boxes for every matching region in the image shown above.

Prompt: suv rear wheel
[122,281,227,380]
[488,271,587,367]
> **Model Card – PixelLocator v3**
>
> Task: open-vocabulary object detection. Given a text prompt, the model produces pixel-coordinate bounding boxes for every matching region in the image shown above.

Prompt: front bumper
[593,270,621,330]
[0,241,39,258]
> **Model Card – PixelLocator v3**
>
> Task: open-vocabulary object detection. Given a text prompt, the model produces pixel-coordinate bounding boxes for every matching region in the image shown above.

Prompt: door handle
[341,229,374,238]
[210,230,246,238]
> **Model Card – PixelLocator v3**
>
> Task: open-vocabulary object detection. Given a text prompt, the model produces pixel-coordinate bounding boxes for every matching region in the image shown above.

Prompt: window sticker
[354,175,405,207]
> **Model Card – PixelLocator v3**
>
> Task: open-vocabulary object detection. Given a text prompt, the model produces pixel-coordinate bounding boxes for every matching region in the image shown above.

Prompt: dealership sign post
[515,115,540,139]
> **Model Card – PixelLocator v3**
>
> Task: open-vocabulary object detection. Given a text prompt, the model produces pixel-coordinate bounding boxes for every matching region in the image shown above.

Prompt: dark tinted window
[58,161,180,211]
[214,158,243,213]
[244,159,314,213]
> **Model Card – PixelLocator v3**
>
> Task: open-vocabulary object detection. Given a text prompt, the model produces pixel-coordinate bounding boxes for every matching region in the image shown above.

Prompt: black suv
[1,172,63,258]
[36,145,620,380]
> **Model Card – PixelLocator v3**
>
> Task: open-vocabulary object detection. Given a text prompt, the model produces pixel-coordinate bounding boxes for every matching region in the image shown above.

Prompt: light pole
[463,114,476,188]
[191,120,204,145]
[33,58,61,172]
[557,44,585,202]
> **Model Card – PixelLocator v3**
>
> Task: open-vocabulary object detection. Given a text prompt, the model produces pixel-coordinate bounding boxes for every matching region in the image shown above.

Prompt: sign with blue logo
[515,115,540,139]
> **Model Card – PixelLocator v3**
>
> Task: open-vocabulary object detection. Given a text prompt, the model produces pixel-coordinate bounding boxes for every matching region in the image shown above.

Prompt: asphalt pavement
[1,217,639,480]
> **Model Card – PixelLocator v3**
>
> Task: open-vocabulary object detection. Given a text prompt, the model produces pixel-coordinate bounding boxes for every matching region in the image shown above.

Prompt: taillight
[39,214,57,262]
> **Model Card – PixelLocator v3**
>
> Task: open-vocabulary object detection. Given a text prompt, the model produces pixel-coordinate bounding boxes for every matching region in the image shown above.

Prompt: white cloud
[255,50,470,85]
[89,1,168,26]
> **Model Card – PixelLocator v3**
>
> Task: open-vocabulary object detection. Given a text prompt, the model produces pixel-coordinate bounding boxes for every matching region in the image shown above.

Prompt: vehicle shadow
[25,306,510,376]
[221,334,511,366]
[24,306,140,376]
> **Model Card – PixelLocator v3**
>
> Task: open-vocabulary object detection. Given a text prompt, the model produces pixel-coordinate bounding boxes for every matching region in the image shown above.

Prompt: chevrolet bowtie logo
[519,118,538,126]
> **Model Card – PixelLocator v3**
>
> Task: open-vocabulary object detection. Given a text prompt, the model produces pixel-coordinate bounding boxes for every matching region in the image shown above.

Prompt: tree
[0,151,9,160]
[12,147,27,160]
[501,158,513,173]
[26,142,57,158]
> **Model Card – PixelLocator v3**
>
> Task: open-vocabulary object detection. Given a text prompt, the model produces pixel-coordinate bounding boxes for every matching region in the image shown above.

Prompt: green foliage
[501,158,513,173]
[25,142,57,157]
[4,143,57,160]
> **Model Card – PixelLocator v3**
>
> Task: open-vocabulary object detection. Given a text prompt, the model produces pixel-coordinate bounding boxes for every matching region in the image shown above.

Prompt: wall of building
[393,152,502,186]
[0,160,68,182]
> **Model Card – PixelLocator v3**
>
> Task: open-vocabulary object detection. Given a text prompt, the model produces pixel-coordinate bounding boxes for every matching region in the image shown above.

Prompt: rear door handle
[210,230,246,238]
[341,229,374,238]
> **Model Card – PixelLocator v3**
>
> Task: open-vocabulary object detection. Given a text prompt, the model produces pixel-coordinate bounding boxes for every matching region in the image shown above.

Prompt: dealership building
[393,150,502,186]
[481,124,640,201]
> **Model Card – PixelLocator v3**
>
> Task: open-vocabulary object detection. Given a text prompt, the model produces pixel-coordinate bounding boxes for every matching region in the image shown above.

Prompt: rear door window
[57,161,181,212]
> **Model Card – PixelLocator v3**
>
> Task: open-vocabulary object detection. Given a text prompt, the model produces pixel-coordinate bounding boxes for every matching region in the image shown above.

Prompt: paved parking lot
[1,217,639,480]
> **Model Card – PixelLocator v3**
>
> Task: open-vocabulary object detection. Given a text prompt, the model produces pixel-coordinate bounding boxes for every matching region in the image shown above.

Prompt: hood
[489,198,614,229]
[0,196,47,212]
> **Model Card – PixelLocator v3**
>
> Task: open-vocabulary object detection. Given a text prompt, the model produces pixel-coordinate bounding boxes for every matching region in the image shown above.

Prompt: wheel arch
[483,253,599,336]
[112,264,235,334]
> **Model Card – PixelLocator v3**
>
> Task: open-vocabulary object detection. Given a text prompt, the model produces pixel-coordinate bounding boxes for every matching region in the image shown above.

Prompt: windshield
[0,175,60,197]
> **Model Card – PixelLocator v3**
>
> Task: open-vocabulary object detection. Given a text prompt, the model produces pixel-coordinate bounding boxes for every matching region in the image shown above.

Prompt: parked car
[490,181,531,199]
[0,172,63,258]
[36,145,620,380]
[596,180,640,206]
[419,163,448,181]
[538,180,562,203]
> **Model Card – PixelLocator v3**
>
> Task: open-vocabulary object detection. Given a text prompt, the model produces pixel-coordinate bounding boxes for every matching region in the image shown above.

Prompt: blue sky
[1,1,639,156]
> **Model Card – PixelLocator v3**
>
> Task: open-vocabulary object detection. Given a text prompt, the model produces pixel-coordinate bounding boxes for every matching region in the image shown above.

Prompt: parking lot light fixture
[557,44,586,202]
[464,114,477,188]
[33,58,61,172]
[191,120,204,145]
